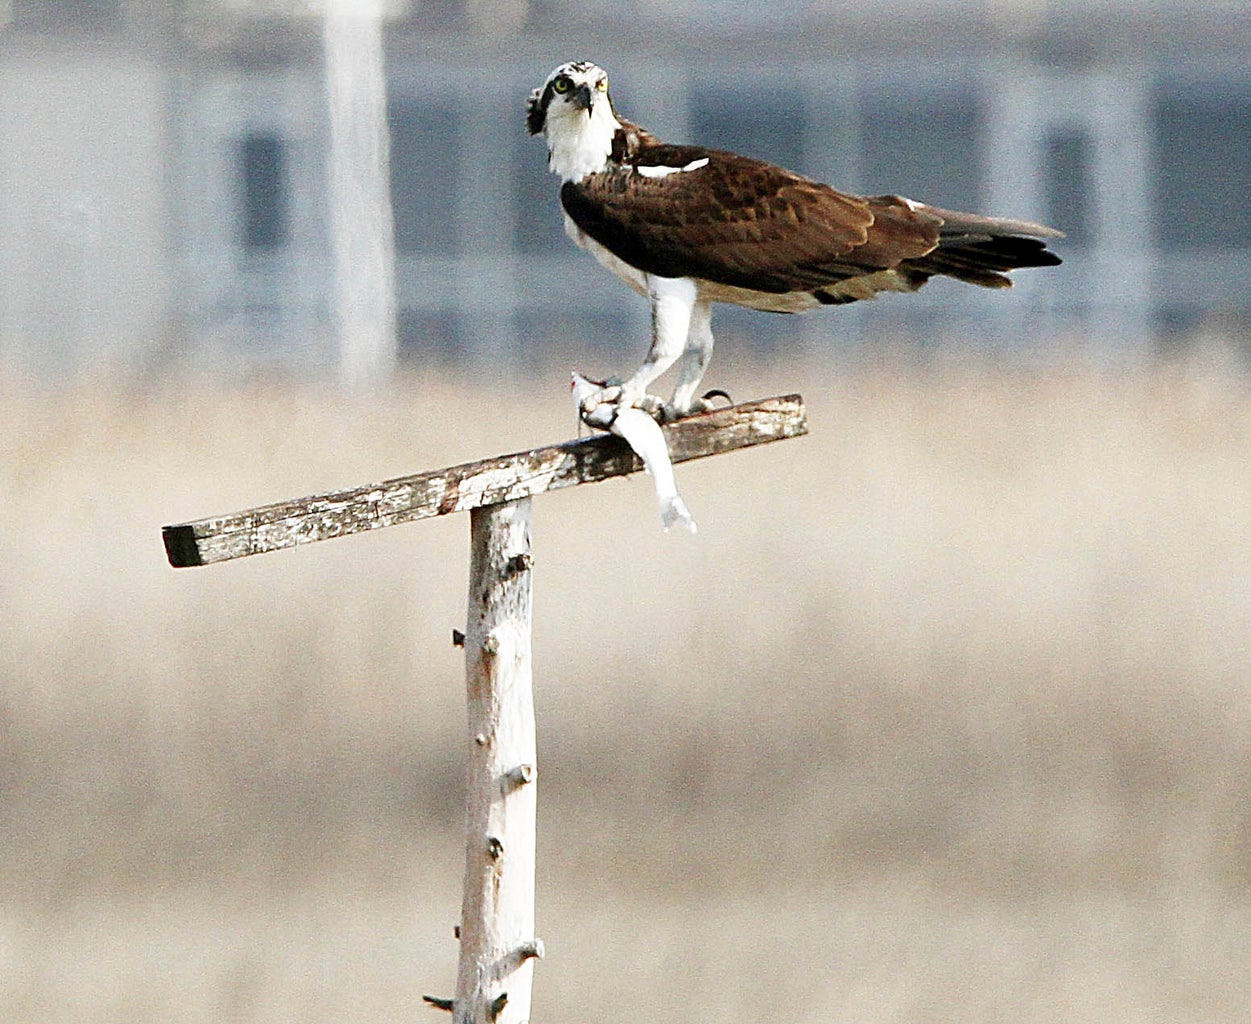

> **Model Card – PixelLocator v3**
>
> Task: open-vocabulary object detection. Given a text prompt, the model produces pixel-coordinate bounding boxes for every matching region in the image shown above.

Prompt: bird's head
[527,61,619,183]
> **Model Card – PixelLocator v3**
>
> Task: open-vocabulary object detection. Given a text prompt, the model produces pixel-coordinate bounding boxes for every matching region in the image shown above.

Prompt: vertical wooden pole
[455,498,541,1024]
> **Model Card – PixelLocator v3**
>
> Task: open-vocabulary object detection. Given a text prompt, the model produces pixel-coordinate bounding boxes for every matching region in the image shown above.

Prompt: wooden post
[453,499,540,1024]
[160,394,808,1018]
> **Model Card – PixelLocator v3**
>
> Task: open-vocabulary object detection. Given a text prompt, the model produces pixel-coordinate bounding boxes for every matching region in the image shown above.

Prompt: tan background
[4,350,1248,1022]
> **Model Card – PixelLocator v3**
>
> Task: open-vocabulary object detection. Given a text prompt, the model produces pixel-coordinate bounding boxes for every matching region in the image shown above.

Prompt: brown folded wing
[562,147,945,294]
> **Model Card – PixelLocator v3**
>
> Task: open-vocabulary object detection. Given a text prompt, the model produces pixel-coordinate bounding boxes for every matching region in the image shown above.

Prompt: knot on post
[477,623,529,671]
[503,939,545,969]
[502,764,535,791]
[504,552,533,578]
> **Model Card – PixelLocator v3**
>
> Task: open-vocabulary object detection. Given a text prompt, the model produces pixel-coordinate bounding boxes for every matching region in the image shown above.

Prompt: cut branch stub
[502,764,535,791]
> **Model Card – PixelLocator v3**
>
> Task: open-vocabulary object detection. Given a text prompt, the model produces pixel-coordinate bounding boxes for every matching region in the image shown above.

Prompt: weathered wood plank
[162,393,807,568]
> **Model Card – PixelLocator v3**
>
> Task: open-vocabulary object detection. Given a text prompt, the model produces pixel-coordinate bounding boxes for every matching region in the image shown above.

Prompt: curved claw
[634,394,668,420]
[653,389,734,423]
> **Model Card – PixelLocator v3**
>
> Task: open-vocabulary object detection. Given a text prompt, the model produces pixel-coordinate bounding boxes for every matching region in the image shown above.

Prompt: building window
[857,90,983,212]
[1043,130,1093,246]
[1154,85,1251,248]
[239,133,290,252]
[389,100,461,255]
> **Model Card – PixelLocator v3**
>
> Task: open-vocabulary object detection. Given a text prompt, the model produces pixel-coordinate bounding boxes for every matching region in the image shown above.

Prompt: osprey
[528,61,1063,419]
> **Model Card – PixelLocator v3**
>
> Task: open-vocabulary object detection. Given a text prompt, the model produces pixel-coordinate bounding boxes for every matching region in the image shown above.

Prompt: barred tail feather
[900,209,1063,289]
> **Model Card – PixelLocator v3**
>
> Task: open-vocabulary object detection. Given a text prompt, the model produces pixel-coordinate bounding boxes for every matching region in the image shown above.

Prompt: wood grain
[162,393,807,568]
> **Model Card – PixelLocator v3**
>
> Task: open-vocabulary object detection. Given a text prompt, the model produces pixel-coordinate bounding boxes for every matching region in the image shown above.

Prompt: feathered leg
[616,275,696,411]
[669,298,714,417]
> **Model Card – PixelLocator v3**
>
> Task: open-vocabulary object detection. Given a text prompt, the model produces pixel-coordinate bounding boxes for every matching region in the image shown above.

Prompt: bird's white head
[526,61,620,184]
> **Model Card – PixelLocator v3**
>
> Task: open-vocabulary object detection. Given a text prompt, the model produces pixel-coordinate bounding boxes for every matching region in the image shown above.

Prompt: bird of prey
[527,60,1063,419]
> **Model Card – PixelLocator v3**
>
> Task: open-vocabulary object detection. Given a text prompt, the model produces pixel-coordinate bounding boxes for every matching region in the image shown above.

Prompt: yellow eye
[553,77,571,94]
[595,79,608,92]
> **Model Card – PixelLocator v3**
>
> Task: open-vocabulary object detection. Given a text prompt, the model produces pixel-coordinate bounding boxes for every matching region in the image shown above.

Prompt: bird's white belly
[564,215,649,297]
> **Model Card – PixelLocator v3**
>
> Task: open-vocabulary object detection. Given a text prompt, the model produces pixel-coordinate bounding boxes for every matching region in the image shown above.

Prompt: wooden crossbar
[162,394,807,568]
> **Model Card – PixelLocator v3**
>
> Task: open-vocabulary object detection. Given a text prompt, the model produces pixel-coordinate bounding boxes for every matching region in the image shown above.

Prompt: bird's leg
[668,299,715,418]
[614,275,696,413]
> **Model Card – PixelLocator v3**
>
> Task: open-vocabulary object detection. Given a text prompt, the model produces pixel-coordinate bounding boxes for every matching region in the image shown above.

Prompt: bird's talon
[651,390,730,422]
[634,394,667,418]
[579,383,622,415]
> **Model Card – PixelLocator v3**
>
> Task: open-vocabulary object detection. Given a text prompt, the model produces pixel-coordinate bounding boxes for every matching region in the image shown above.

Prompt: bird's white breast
[545,101,620,183]
[563,214,650,296]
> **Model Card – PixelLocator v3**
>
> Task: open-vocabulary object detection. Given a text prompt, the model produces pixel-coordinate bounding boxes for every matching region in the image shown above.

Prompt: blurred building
[1,0,1249,376]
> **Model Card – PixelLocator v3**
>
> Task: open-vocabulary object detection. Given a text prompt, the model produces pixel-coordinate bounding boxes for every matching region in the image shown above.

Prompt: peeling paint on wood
[162,394,807,568]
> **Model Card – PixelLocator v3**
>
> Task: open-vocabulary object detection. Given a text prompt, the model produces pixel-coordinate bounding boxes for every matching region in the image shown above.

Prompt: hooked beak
[571,82,594,115]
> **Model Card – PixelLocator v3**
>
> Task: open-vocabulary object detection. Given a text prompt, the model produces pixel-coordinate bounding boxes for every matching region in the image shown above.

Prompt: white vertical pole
[323,0,398,387]
[455,498,542,1024]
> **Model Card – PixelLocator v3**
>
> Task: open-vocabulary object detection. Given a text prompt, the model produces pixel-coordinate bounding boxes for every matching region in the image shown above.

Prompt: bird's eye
[553,77,571,94]
[595,79,608,92]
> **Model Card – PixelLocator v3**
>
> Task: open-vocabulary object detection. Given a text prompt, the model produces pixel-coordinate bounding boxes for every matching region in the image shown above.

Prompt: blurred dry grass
[2,349,1250,1022]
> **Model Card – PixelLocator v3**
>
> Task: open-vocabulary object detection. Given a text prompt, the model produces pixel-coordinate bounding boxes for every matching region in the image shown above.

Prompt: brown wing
[561,146,944,294]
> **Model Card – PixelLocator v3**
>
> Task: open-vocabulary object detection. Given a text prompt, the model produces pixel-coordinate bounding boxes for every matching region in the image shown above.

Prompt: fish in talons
[571,371,697,534]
